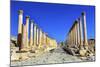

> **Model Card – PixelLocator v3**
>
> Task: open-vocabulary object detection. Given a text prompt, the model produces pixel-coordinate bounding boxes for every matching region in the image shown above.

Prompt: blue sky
[11,1,95,42]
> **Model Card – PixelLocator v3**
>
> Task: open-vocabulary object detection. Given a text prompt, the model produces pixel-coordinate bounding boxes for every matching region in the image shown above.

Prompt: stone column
[70,30,72,46]
[33,23,37,48]
[45,34,48,47]
[73,25,76,46]
[75,22,78,45]
[49,38,52,47]
[72,28,74,46]
[30,20,33,49]
[38,29,42,48]
[46,35,49,48]
[36,26,39,47]
[21,24,24,50]
[42,32,44,49]
[78,17,87,56]
[43,32,46,48]
[22,24,27,50]
[73,28,75,46]
[41,31,44,46]
[77,22,80,47]
[82,12,88,50]
[47,37,50,47]
[38,28,40,47]
[18,10,23,33]
[69,31,71,46]
[70,31,72,47]
[68,32,70,46]
[78,17,83,49]
[25,16,30,49]
[17,10,23,51]
[72,26,74,46]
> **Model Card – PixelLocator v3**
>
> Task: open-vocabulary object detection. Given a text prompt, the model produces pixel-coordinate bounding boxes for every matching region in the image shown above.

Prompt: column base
[84,45,88,50]
[79,49,87,57]
[29,46,37,53]
[79,45,84,50]
[79,45,87,57]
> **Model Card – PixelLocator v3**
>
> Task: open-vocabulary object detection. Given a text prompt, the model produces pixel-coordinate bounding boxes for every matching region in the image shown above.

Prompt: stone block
[79,49,87,57]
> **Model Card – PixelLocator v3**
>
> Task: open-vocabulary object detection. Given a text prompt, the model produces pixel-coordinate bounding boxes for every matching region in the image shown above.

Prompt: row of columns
[66,12,88,55]
[17,10,57,52]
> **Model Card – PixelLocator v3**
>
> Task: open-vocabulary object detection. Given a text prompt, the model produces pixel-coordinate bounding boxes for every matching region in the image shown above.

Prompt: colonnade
[17,10,57,52]
[66,12,88,56]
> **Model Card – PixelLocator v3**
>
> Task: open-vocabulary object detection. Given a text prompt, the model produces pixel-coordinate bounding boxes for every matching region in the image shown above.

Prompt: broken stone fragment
[79,49,87,57]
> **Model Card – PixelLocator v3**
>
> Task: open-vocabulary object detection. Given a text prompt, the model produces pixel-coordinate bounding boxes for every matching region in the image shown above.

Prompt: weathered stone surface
[17,34,22,51]
[11,48,20,61]
[11,47,82,66]
[87,56,95,61]
[79,49,87,57]
[63,47,76,56]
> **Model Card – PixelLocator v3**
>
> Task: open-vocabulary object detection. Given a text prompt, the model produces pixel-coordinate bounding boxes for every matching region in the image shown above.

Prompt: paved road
[11,47,82,66]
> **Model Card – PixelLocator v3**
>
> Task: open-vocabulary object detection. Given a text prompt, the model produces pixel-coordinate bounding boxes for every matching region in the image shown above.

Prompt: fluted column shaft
[68,33,70,45]
[30,20,33,49]
[26,16,29,49]
[36,27,39,46]
[73,28,75,45]
[70,30,72,46]
[18,10,23,33]
[17,10,23,51]
[38,29,42,48]
[33,23,37,47]
[82,12,88,49]
[22,24,27,50]
[79,17,83,49]
[72,28,74,46]
[43,33,46,48]
[75,23,78,45]
[77,22,80,47]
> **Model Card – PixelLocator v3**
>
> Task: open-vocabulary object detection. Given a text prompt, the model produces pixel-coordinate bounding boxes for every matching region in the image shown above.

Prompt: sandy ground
[11,47,83,66]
